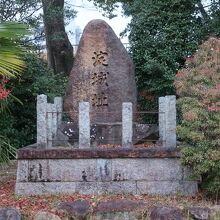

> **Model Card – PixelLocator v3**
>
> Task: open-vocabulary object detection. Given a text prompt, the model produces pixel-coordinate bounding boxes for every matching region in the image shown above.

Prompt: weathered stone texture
[96,159,111,181]
[15,148,197,196]
[111,158,182,181]
[150,206,184,220]
[28,160,48,182]
[37,94,47,147]
[16,160,28,182]
[58,200,90,218]
[17,147,181,160]
[0,208,21,220]
[16,179,197,195]
[94,200,146,213]
[33,211,61,220]
[188,207,210,220]
[164,95,176,148]
[122,102,133,147]
[48,159,96,182]
[137,180,198,195]
[64,19,137,124]
[97,181,137,194]
[79,102,90,148]
[15,182,77,195]
[159,97,165,144]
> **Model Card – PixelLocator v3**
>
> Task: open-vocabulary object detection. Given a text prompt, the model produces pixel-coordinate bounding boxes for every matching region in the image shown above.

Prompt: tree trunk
[197,1,209,20]
[42,0,73,75]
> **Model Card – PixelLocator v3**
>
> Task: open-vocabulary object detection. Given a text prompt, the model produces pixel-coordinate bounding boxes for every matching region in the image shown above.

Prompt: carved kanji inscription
[91,93,108,107]
[92,51,108,66]
[91,72,109,86]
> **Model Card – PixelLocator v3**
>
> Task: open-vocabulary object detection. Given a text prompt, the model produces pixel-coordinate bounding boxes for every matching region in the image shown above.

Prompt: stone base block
[15,180,197,196]
[15,147,198,196]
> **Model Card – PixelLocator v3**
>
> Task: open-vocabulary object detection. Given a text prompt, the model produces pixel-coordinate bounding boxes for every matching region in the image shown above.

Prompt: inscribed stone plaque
[64,19,137,124]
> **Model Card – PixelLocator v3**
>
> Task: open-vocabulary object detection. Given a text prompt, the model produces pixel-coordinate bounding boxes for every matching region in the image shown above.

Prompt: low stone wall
[15,147,197,196]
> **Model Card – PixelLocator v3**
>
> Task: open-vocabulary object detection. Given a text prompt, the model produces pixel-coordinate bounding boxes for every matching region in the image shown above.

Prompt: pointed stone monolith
[64,19,137,124]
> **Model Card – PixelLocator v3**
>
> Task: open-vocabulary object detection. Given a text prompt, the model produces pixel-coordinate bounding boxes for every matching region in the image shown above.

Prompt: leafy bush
[175,37,220,197]
[0,53,67,148]
[0,135,16,165]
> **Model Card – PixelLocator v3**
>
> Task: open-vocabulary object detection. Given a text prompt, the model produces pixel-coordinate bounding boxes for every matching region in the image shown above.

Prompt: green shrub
[0,53,67,148]
[175,37,220,197]
[0,135,16,165]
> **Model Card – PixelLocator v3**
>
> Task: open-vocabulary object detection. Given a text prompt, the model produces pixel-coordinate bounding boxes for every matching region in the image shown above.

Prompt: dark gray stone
[210,205,220,219]
[33,211,61,220]
[189,207,210,220]
[64,19,137,125]
[94,200,146,213]
[0,208,21,220]
[58,200,90,217]
[134,124,159,144]
[150,206,184,220]
[95,212,135,220]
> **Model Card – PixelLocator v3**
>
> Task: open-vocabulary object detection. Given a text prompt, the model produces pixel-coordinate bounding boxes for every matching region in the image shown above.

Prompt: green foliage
[91,0,220,112]
[124,0,204,110]
[0,0,42,22]
[0,22,28,78]
[0,0,77,50]
[0,135,16,164]
[0,53,67,147]
[0,21,29,165]
[175,37,220,197]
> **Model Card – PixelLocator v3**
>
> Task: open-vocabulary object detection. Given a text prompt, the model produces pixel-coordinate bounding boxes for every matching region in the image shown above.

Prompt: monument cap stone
[64,19,137,124]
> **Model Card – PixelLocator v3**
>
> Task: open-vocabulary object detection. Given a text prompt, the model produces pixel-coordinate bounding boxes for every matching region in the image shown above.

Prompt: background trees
[92,0,220,109]
[0,1,72,148]
[42,0,74,75]
[0,0,76,75]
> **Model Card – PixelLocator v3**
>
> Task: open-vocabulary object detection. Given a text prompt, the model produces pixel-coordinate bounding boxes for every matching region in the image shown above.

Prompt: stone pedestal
[15,147,197,196]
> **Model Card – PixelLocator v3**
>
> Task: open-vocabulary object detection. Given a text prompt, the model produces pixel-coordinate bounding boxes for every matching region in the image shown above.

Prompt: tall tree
[91,0,220,109]
[0,0,44,46]
[42,0,74,75]
[0,0,42,23]
[0,0,76,75]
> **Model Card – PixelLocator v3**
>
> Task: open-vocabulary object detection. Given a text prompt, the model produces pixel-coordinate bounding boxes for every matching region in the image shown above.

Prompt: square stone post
[54,97,63,145]
[122,102,133,148]
[79,102,90,148]
[37,94,47,147]
[47,103,53,148]
[54,97,63,128]
[159,97,165,145]
[164,95,176,148]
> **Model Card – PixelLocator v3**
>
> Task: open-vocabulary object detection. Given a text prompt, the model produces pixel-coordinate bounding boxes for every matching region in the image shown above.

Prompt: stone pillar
[79,102,90,148]
[164,95,176,148]
[54,97,63,128]
[159,97,165,145]
[37,94,47,147]
[51,104,57,146]
[54,97,63,145]
[47,103,53,148]
[122,102,133,148]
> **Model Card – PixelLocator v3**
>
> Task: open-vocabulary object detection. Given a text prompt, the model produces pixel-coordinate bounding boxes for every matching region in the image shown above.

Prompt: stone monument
[15,20,197,196]
[64,19,137,124]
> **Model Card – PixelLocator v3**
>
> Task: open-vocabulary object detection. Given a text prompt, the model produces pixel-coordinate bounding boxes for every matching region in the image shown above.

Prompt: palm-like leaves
[0,23,28,165]
[0,135,17,165]
[0,22,28,78]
